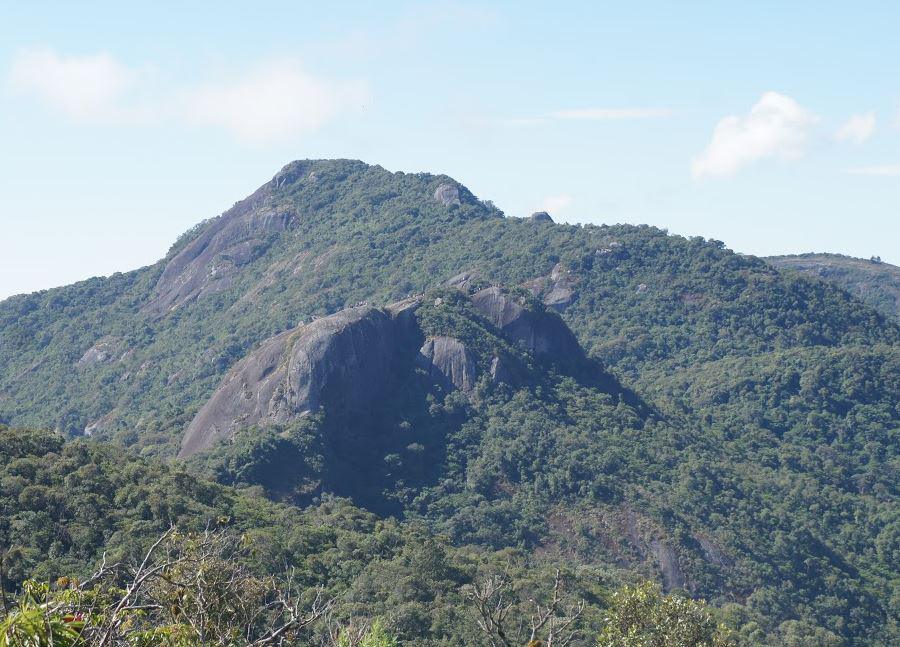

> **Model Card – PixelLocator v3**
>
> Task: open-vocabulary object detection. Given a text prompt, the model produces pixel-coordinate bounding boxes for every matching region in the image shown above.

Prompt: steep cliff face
[417,336,476,391]
[179,305,401,457]
[470,286,584,359]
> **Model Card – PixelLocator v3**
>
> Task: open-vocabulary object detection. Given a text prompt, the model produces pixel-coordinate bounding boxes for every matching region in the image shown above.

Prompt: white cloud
[692,92,818,179]
[8,48,143,123]
[183,59,368,143]
[836,112,875,143]
[552,107,671,120]
[540,194,573,213]
[7,49,367,143]
[845,165,900,176]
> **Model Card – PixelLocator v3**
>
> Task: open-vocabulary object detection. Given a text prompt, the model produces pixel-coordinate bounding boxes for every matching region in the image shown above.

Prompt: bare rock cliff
[144,173,298,317]
[470,286,584,359]
[179,305,400,457]
[417,336,476,391]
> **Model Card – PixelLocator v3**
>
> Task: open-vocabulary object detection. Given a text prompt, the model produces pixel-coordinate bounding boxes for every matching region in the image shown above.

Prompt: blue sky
[1,1,899,299]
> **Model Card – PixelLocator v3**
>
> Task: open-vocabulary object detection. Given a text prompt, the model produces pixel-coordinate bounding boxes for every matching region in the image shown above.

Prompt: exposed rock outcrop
[622,508,687,592]
[83,409,118,436]
[180,285,625,457]
[445,270,480,291]
[530,211,553,223]
[489,355,512,383]
[650,540,686,591]
[433,183,461,206]
[144,173,297,316]
[76,337,123,367]
[179,306,401,457]
[417,336,476,391]
[470,286,583,359]
[523,262,579,311]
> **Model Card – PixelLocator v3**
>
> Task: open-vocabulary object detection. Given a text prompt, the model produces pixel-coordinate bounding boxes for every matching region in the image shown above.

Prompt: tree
[596,582,735,647]
[0,527,332,646]
[464,569,585,647]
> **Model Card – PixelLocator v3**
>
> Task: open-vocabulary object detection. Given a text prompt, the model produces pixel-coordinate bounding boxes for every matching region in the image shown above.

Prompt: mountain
[766,253,900,322]
[1,159,898,645]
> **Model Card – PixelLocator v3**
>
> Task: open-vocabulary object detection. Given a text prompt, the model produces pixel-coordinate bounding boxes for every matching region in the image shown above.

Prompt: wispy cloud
[692,91,818,179]
[7,48,367,144]
[539,194,573,213]
[8,48,151,124]
[183,59,368,143]
[835,112,876,143]
[552,107,672,120]
[845,165,900,176]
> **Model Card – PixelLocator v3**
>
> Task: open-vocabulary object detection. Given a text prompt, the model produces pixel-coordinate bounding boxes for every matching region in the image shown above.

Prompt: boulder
[530,211,553,223]
[523,262,578,311]
[433,183,461,206]
[445,269,479,291]
[76,337,122,367]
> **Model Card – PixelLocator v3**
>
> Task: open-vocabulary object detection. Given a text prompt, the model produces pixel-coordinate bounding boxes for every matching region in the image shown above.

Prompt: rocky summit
[180,284,626,457]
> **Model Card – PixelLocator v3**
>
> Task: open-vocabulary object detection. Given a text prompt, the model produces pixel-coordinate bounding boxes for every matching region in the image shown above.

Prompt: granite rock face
[144,173,297,317]
[523,262,579,311]
[470,286,583,359]
[444,270,480,291]
[530,211,553,223]
[433,183,461,206]
[417,336,476,391]
[179,306,400,457]
[76,337,123,367]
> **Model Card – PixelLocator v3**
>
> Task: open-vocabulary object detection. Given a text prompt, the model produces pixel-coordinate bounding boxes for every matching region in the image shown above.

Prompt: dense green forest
[1,426,737,646]
[1,160,897,645]
[766,254,900,323]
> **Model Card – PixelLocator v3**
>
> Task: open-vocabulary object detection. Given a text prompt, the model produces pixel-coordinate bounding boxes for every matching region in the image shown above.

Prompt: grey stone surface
[433,183,461,206]
[144,181,296,316]
[76,337,122,367]
[445,269,479,291]
[523,262,579,311]
[417,336,476,392]
[179,306,398,457]
[470,286,583,358]
[180,285,609,457]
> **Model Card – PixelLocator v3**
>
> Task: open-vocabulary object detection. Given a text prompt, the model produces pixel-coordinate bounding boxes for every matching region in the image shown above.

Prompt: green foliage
[767,253,900,322]
[596,582,734,647]
[337,620,399,647]
[1,161,893,448]
[0,582,83,647]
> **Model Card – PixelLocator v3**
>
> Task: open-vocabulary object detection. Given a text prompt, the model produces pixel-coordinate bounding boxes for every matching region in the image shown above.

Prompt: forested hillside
[1,160,897,645]
[767,253,900,322]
